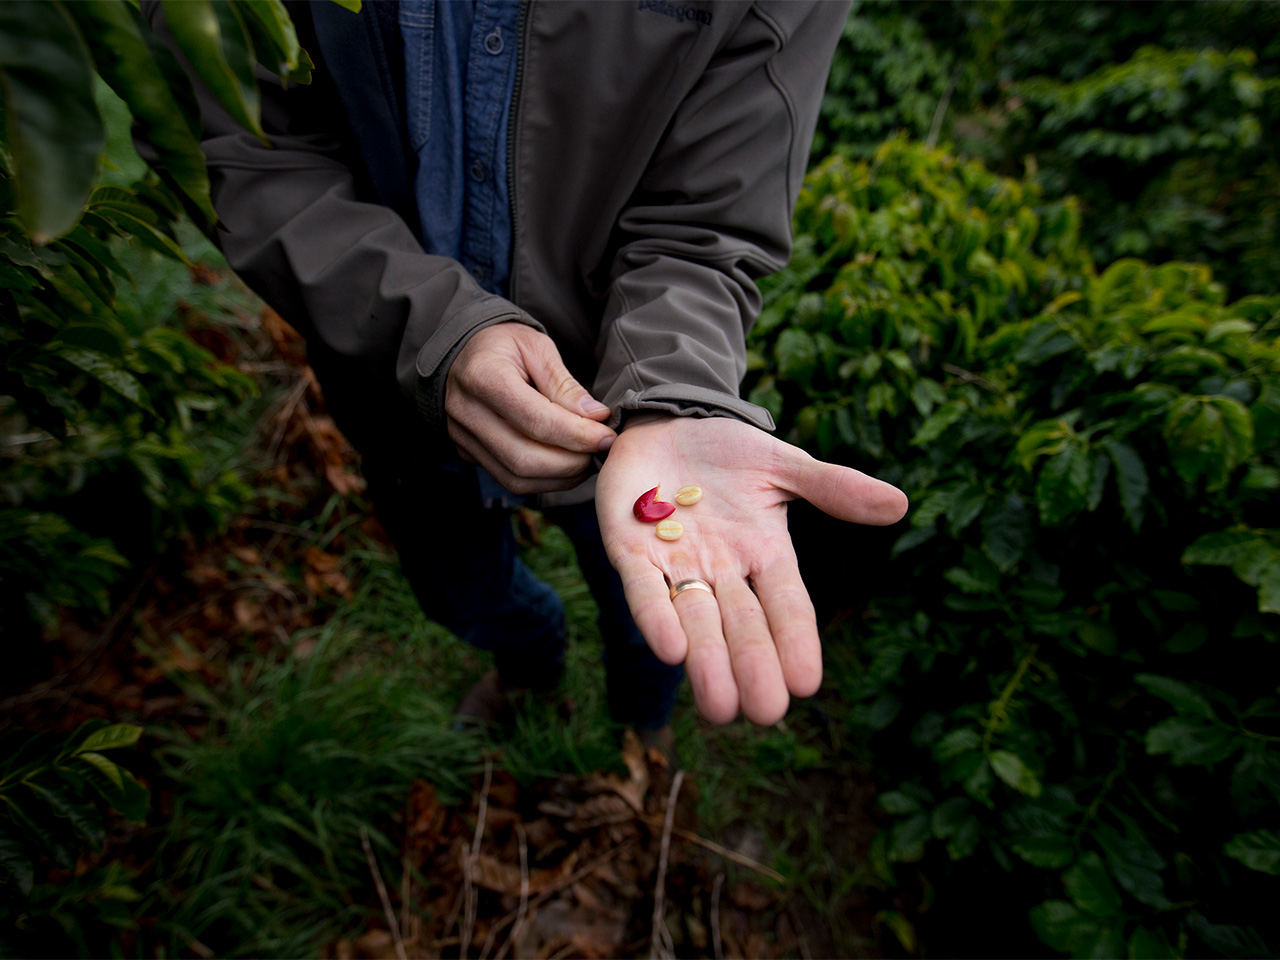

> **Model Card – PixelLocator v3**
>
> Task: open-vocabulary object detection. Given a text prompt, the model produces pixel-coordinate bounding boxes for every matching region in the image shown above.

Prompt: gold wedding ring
[669,578,714,600]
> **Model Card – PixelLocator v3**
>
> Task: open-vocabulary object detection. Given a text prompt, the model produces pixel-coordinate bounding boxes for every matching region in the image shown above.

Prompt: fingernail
[580,397,608,415]
[597,435,615,453]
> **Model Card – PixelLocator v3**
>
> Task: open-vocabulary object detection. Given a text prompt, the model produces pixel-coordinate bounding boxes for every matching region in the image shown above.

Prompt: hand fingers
[715,576,789,725]
[776,448,909,526]
[449,418,593,494]
[669,581,739,725]
[612,554,687,665]
[458,369,615,456]
[752,556,822,698]
[521,337,613,423]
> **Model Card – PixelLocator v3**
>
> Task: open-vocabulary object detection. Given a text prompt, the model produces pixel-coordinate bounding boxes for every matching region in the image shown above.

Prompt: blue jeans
[359,439,683,730]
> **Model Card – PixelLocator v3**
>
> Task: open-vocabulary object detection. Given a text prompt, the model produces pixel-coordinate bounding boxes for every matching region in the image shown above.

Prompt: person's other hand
[596,414,908,725]
[446,323,616,493]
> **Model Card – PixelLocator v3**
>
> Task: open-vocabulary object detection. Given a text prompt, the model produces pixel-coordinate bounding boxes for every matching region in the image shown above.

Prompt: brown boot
[636,725,678,768]
[453,670,518,730]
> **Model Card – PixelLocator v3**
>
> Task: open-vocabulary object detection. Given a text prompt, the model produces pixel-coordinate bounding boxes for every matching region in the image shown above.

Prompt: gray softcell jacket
[148,0,848,482]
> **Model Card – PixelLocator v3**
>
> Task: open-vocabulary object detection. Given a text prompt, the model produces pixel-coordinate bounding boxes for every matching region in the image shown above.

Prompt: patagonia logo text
[637,0,713,27]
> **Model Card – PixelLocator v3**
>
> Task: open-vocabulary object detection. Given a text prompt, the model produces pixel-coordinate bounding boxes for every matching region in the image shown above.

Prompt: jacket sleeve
[593,0,849,431]
[141,2,540,431]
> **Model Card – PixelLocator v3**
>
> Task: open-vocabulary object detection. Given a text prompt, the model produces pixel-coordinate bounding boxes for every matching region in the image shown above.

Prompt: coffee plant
[749,140,1279,957]
[1004,46,1280,297]
[0,0,328,638]
[0,722,149,954]
[0,0,321,948]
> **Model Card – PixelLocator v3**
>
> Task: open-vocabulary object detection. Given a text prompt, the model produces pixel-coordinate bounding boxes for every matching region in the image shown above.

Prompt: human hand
[445,323,617,493]
[596,414,908,725]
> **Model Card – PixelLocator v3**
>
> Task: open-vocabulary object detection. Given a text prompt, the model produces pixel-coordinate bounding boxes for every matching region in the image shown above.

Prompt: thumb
[777,447,909,526]
[521,333,611,421]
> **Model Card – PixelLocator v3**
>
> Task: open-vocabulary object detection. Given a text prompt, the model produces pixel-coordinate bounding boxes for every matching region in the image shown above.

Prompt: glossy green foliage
[1005,47,1280,297]
[0,0,310,241]
[0,185,256,642]
[811,0,953,158]
[0,0,314,639]
[752,141,1280,957]
[0,722,149,955]
[816,2,1280,300]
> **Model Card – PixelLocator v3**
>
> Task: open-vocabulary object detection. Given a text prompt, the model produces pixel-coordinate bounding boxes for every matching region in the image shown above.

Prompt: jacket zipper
[507,0,530,306]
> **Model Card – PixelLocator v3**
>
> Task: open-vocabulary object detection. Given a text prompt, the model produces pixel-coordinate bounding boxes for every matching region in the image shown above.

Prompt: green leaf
[944,547,1002,594]
[1012,836,1076,868]
[947,816,981,860]
[75,723,142,754]
[0,830,35,896]
[1135,674,1216,719]
[878,790,921,815]
[1258,563,1280,615]
[24,777,105,850]
[776,328,818,387]
[1030,900,1082,953]
[930,796,972,839]
[990,750,1043,797]
[54,345,151,408]
[1187,912,1271,959]
[1036,443,1093,526]
[1223,829,1280,875]
[946,482,987,534]
[911,401,965,446]
[108,767,149,823]
[746,377,783,424]
[1095,822,1168,908]
[933,728,982,761]
[237,0,308,82]
[1128,926,1176,960]
[981,492,1030,572]
[1103,440,1147,532]
[161,0,265,140]
[1145,718,1238,767]
[1030,900,1123,957]
[1063,852,1123,918]
[891,523,937,558]
[1164,395,1252,490]
[69,0,216,223]
[0,0,105,241]
[90,198,190,262]
[1251,382,1280,454]
[888,814,931,862]
[75,750,123,790]
[1183,529,1275,581]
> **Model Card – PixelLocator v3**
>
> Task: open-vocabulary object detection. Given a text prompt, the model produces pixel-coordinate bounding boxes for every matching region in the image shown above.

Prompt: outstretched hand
[446,323,616,494]
[596,414,908,725]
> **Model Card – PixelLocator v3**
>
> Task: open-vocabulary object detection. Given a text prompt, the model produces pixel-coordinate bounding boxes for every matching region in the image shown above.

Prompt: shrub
[0,0,311,639]
[749,140,1280,956]
[0,722,150,956]
[1004,46,1280,296]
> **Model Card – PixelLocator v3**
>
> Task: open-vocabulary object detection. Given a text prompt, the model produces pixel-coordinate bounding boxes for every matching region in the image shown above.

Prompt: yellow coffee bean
[675,484,703,506]
[655,519,683,541]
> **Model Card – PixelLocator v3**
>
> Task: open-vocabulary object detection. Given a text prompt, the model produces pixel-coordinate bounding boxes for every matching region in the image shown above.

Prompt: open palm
[596,414,908,725]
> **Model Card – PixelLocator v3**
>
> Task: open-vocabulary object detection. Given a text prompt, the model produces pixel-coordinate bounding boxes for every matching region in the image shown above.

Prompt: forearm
[594,0,849,431]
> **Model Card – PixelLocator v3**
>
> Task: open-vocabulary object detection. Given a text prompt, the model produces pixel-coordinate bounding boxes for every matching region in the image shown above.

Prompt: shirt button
[484,30,504,55]
[469,161,487,182]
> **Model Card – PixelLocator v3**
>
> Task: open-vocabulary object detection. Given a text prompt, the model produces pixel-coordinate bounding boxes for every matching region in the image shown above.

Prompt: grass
[150,612,486,956]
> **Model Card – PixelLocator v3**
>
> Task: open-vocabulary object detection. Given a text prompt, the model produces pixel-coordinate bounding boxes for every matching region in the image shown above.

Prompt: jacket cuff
[605,383,776,432]
[413,296,546,432]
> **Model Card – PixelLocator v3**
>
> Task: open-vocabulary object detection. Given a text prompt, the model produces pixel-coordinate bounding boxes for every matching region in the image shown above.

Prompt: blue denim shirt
[399,0,525,506]
[399,0,520,297]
